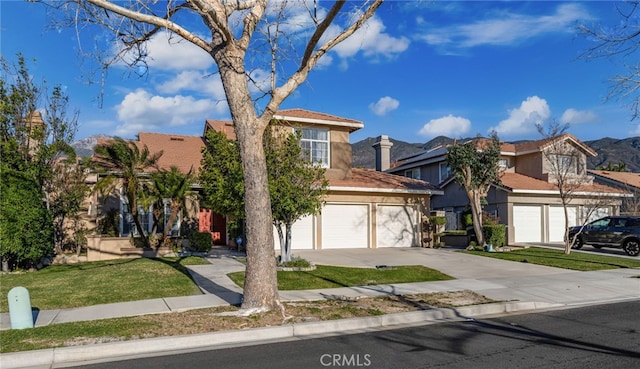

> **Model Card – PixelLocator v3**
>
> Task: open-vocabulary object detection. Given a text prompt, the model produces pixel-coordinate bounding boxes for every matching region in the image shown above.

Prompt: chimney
[372,135,393,171]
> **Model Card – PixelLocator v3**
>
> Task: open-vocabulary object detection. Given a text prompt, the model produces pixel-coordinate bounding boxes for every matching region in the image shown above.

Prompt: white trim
[328,185,443,195]
[273,114,364,130]
[509,188,631,197]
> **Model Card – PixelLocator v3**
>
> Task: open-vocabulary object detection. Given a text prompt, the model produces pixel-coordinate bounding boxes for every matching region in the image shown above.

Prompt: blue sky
[1,1,637,143]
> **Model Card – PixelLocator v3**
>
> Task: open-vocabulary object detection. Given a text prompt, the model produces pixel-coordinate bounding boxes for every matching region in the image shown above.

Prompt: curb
[0,301,563,369]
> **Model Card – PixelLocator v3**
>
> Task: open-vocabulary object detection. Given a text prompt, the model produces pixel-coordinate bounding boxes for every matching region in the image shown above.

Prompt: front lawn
[0,257,209,312]
[228,265,454,290]
[466,247,640,271]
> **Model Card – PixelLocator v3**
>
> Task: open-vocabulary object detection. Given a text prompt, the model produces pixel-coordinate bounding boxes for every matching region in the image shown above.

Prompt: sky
[1,1,638,144]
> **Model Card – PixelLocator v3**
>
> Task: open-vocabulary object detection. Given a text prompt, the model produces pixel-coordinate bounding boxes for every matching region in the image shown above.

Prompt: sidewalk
[1,247,639,368]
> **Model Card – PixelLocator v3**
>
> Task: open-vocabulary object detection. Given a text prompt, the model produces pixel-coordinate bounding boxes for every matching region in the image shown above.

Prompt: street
[75,300,640,369]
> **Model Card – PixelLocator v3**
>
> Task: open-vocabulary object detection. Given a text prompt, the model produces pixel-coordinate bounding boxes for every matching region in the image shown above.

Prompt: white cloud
[332,15,409,60]
[490,96,551,137]
[156,71,226,99]
[119,32,214,71]
[560,108,598,125]
[369,96,399,116]
[419,115,471,137]
[114,89,226,137]
[419,3,592,51]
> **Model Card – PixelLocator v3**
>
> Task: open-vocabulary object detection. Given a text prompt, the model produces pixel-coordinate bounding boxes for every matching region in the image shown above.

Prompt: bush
[278,256,311,268]
[188,231,212,252]
[483,224,506,247]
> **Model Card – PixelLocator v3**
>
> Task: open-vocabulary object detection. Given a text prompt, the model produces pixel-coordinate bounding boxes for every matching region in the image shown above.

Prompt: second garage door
[321,204,369,249]
[549,206,577,242]
[513,205,542,243]
[376,205,419,247]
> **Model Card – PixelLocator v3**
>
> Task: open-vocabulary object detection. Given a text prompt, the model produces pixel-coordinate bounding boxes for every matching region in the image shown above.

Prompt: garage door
[377,205,418,247]
[586,207,610,223]
[274,214,314,250]
[513,205,542,243]
[549,206,577,242]
[321,204,369,249]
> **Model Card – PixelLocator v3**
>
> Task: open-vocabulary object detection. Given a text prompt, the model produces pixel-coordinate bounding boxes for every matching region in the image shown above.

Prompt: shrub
[188,231,212,252]
[97,209,119,237]
[278,256,311,268]
[483,224,506,247]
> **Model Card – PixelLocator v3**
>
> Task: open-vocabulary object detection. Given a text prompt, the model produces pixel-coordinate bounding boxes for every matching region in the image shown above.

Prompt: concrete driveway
[294,247,573,279]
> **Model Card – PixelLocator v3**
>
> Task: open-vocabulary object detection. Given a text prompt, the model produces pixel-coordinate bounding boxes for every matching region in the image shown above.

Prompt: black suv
[567,216,640,257]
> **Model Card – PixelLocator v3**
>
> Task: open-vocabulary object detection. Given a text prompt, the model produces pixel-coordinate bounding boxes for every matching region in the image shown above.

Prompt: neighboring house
[589,170,640,215]
[385,134,629,245]
[96,109,442,252]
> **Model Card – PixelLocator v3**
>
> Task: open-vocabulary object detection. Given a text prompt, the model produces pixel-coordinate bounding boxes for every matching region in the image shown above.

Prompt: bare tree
[579,1,640,120]
[46,0,383,313]
[536,122,620,254]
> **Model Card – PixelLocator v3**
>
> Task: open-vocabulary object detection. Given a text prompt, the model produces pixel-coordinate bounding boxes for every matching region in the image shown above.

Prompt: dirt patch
[59,290,496,347]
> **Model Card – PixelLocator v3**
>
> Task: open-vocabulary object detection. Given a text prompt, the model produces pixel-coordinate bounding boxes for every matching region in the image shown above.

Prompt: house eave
[328,185,443,196]
[273,114,364,132]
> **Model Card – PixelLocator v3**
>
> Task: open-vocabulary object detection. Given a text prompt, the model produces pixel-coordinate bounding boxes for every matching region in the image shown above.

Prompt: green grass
[228,265,454,290]
[0,257,209,312]
[466,247,640,271]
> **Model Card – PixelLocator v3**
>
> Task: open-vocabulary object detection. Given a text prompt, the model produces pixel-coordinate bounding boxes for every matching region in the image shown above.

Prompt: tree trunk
[214,42,279,313]
[275,222,285,263]
[563,203,572,255]
[236,128,280,312]
[468,190,486,246]
[284,223,292,263]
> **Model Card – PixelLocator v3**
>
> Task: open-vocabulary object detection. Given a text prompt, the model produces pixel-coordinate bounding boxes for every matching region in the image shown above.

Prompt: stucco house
[589,170,640,215]
[384,134,629,245]
[91,109,442,258]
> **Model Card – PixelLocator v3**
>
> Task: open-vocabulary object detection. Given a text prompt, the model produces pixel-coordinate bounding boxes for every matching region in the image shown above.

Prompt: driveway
[524,242,639,259]
[294,247,572,279]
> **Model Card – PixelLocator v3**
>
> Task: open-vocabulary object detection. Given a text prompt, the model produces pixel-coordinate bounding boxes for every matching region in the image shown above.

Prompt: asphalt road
[76,300,640,369]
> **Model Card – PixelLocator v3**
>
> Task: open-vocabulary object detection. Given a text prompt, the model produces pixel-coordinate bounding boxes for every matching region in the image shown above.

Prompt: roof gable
[137,132,205,174]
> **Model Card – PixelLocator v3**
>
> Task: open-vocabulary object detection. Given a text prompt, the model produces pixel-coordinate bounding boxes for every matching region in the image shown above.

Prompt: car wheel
[572,236,584,250]
[623,239,640,257]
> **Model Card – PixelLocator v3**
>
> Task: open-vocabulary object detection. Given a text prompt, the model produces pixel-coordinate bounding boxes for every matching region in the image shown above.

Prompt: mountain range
[352,136,640,172]
[73,134,640,173]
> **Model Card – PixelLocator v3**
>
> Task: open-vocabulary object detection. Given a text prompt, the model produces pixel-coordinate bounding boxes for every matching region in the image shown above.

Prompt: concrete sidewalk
[1,247,639,368]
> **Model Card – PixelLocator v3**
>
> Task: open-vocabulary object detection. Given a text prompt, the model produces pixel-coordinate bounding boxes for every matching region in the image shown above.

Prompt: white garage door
[549,206,577,242]
[513,205,542,243]
[586,207,610,222]
[274,214,315,250]
[377,205,418,247]
[321,204,369,249]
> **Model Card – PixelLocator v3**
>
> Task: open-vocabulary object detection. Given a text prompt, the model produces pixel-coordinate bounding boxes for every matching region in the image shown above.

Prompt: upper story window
[439,163,452,182]
[551,154,577,175]
[405,168,420,180]
[297,128,329,166]
[498,158,509,169]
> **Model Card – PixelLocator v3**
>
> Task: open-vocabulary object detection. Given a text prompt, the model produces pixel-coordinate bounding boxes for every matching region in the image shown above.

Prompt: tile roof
[497,172,627,195]
[204,119,236,140]
[329,168,443,194]
[274,108,363,125]
[513,133,597,156]
[589,170,640,190]
[136,132,205,174]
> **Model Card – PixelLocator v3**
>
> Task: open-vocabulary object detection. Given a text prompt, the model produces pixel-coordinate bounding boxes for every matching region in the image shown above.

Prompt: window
[439,163,452,182]
[297,128,329,166]
[551,154,577,174]
[498,158,508,168]
[405,168,420,180]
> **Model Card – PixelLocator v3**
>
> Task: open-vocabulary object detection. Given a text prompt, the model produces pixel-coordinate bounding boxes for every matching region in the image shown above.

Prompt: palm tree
[148,166,194,238]
[93,137,162,247]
